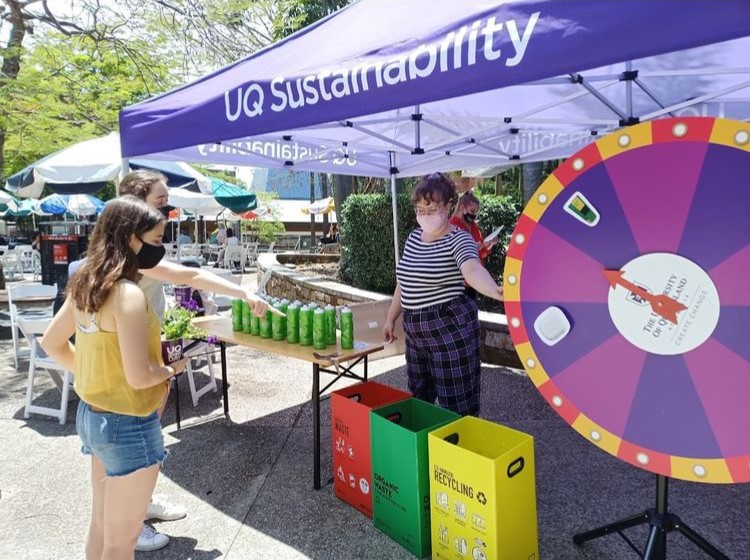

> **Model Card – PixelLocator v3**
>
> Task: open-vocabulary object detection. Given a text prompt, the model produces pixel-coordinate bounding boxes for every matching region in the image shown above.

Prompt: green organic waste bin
[370,398,459,558]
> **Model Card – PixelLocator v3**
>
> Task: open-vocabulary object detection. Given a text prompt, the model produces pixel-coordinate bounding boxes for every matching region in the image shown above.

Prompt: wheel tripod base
[573,509,731,560]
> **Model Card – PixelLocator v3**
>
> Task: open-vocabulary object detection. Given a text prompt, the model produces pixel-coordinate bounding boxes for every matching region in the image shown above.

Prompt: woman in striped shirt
[384,173,504,415]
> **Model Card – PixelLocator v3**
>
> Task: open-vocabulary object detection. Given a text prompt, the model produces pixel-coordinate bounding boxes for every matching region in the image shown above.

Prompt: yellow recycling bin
[428,417,539,560]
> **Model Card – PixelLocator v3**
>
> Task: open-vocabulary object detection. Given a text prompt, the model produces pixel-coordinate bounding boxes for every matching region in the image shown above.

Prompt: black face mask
[136,239,166,269]
[159,205,174,218]
[464,213,477,223]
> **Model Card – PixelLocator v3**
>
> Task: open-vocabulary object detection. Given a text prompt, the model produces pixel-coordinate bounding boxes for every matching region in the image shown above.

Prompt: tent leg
[389,151,400,266]
[118,158,130,196]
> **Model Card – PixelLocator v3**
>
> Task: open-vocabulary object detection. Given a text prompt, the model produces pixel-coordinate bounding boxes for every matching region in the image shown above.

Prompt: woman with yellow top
[42,196,189,560]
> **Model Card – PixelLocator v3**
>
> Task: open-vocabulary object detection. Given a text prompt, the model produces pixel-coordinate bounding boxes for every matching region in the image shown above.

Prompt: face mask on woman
[417,212,446,234]
[463,212,477,223]
[136,239,166,269]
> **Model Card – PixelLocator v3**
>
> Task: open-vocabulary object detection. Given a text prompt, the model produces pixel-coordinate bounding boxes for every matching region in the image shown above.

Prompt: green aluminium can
[231,299,243,331]
[340,306,354,349]
[241,302,252,333]
[324,304,337,345]
[299,305,313,346]
[250,313,261,336]
[313,308,327,349]
[286,303,300,344]
[272,304,285,341]
[308,302,319,311]
[280,298,290,313]
[260,309,273,339]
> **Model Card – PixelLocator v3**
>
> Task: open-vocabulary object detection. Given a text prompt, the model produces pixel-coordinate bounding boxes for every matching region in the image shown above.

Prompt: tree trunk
[332,174,354,224]
[521,162,543,203]
[0,1,28,182]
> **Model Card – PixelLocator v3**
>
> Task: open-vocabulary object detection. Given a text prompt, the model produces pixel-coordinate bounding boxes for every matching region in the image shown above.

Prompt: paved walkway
[1,272,748,559]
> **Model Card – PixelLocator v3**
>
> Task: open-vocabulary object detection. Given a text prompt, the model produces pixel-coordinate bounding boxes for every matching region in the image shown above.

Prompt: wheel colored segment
[678,144,750,270]
[623,354,721,459]
[519,224,608,304]
[553,334,646,437]
[604,141,707,255]
[539,162,639,267]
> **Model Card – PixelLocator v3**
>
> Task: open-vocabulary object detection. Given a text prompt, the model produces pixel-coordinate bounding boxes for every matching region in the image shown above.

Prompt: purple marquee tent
[119,0,750,262]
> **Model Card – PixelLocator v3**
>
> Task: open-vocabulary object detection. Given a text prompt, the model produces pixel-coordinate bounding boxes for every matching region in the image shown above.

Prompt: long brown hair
[67,196,165,313]
[118,169,167,199]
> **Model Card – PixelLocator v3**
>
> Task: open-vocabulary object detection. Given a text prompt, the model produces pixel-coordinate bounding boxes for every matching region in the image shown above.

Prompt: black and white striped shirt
[397,227,479,309]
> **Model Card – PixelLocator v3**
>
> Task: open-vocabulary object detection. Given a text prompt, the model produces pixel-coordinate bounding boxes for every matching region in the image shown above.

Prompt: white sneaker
[145,494,187,521]
[135,524,170,552]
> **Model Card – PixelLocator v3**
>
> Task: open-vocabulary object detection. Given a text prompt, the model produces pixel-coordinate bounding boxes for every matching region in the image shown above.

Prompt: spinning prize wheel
[504,117,750,484]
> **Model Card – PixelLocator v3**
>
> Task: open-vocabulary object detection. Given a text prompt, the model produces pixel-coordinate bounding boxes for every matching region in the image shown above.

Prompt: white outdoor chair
[1,253,24,281]
[8,283,57,370]
[178,243,205,265]
[31,250,42,282]
[224,245,245,272]
[184,340,219,408]
[243,243,259,268]
[19,316,74,425]
[16,245,35,273]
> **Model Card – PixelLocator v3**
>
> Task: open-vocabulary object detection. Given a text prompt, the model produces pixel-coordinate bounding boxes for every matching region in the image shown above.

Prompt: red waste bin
[331,381,410,517]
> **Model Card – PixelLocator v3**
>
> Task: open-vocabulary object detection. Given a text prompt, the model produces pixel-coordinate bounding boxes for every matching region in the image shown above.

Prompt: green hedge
[339,193,416,294]
[339,193,522,302]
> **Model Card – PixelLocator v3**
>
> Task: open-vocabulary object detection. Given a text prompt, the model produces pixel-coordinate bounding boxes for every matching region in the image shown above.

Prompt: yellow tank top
[73,294,166,416]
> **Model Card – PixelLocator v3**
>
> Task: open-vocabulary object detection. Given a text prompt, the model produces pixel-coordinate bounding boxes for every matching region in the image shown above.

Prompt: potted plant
[161,299,216,364]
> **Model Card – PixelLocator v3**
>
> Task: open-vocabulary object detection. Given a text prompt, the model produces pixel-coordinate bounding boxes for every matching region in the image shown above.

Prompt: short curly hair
[411,172,457,206]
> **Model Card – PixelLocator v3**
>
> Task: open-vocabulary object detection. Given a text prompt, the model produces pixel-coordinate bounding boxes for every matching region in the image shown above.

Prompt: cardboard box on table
[331,381,410,517]
[348,298,405,361]
[370,398,459,558]
[428,417,539,560]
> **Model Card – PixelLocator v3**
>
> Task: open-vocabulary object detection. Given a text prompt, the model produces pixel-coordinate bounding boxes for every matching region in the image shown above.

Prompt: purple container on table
[174,285,192,306]
[162,338,184,365]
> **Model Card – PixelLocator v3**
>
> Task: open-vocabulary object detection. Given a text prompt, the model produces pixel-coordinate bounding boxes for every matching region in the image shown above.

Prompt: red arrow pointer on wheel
[603,269,688,325]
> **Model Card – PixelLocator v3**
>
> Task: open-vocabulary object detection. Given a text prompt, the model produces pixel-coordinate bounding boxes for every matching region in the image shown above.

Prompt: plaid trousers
[402,295,481,416]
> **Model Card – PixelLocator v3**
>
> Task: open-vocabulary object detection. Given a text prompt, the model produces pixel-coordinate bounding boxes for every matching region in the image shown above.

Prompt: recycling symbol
[477,492,487,505]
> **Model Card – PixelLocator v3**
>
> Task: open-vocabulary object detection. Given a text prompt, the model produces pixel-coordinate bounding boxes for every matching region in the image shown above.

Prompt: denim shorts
[76,401,167,477]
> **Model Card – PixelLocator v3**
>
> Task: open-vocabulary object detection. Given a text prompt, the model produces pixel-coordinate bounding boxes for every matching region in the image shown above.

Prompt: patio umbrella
[5,132,213,198]
[40,193,105,217]
[301,197,335,215]
[209,179,257,213]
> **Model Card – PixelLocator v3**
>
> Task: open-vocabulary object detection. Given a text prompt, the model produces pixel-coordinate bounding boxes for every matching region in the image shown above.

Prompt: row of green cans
[232,297,354,349]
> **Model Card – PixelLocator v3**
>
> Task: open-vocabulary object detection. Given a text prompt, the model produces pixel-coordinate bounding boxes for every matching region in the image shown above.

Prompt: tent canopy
[120,1,750,177]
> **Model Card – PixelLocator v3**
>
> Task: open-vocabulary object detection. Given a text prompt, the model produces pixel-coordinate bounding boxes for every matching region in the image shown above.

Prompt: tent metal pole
[625,61,634,119]
[389,151,400,266]
[118,158,129,196]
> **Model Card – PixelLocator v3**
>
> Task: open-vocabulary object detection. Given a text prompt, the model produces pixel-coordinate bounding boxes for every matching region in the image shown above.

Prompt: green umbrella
[210,179,257,213]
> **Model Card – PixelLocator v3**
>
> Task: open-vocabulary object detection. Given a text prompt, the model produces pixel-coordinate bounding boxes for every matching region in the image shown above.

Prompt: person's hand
[485,237,499,249]
[170,357,190,375]
[383,318,396,343]
[244,291,271,317]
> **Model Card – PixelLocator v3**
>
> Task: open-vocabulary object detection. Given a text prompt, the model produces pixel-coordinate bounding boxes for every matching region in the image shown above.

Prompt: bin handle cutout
[386,412,402,424]
[443,433,460,445]
[507,457,525,478]
[349,393,361,402]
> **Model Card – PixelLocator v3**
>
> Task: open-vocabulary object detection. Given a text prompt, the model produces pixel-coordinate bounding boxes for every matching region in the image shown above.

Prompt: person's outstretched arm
[141,260,269,316]
[461,259,504,301]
